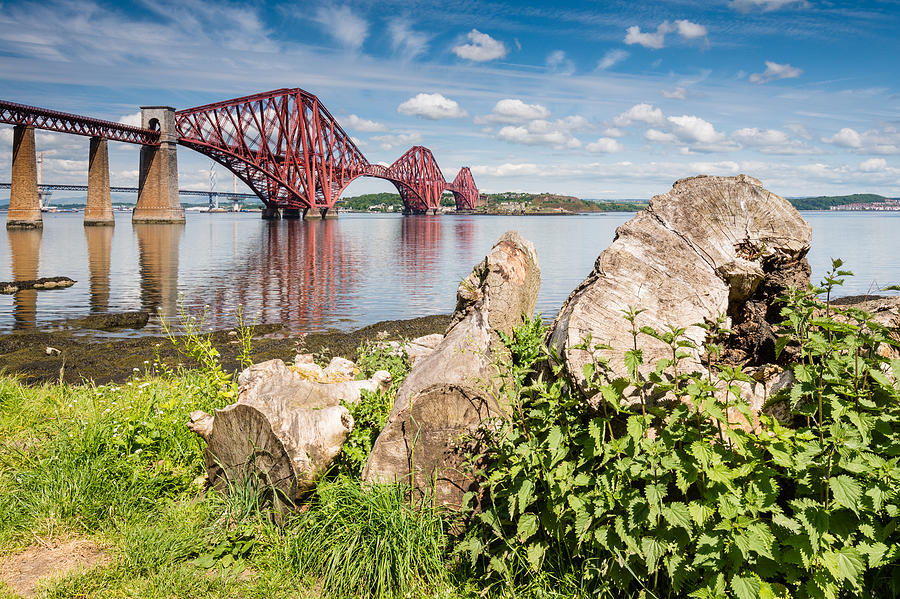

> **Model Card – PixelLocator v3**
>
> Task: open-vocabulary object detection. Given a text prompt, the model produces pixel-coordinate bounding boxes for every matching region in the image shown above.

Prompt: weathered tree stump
[363,231,540,506]
[188,358,392,504]
[547,174,812,410]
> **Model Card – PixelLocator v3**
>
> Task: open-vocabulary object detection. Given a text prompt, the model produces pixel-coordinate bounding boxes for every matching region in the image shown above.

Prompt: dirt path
[0,539,109,597]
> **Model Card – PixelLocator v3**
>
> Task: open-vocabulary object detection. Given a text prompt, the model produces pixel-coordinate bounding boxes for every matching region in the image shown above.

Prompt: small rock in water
[0,276,75,295]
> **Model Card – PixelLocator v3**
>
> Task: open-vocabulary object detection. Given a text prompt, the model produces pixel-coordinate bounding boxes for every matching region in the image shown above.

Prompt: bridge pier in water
[261,206,281,219]
[282,208,301,219]
[84,136,114,226]
[6,125,42,229]
[134,107,185,224]
[302,207,337,220]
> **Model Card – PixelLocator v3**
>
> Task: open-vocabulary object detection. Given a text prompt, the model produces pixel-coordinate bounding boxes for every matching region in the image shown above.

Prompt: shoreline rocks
[0,276,75,294]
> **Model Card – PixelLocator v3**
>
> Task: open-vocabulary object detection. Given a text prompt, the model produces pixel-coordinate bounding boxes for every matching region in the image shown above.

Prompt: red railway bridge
[1,88,480,229]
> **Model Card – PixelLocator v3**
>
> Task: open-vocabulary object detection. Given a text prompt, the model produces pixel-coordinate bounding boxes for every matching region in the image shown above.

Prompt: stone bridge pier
[6,125,41,229]
[134,107,184,223]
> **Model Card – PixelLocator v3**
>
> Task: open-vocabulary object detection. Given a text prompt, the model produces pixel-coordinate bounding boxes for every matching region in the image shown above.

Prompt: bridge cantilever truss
[1,89,480,215]
[175,88,479,214]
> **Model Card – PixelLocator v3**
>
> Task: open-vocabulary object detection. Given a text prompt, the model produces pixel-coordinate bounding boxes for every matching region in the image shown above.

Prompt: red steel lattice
[175,88,479,213]
[176,89,369,211]
[0,100,159,145]
[0,89,479,213]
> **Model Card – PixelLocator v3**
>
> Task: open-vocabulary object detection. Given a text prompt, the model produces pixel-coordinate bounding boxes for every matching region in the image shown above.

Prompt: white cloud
[343,114,388,132]
[452,29,506,62]
[397,93,467,120]
[859,158,887,172]
[667,115,727,144]
[674,19,707,40]
[312,5,368,50]
[822,126,900,154]
[732,127,789,146]
[597,49,629,70]
[689,160,741,174]
[476,99,551,124]
[388,19,430,59]
[118,111,141,127]
[624,22,672,49]
[645,128,678,143]
[496,116,588,149]
[730,0,808,12]
[370,131,423,150]
[586,137,624,153]
[623,20,705,49]
[546,50,575,75]
[823,127,862,148]
[732,127,819,154]
[662,87,688,100]
[604,127,625,138]
[749,61,803,84]
[786,123,813,140]
[471,163,542,177]
[613,103,665,127]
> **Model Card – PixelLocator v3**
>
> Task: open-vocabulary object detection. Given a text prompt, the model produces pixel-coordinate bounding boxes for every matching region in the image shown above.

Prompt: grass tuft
[284,476,452,598]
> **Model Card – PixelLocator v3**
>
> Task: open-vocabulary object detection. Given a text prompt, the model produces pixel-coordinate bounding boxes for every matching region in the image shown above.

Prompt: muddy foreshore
[0,312,451,385]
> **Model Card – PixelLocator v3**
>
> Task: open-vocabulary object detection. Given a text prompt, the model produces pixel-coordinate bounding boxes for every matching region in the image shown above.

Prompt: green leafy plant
[332,341,411,476]
[459,262,900,598]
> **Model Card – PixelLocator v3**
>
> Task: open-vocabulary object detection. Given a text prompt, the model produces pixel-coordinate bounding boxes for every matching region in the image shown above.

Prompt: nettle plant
[458,261,899,599]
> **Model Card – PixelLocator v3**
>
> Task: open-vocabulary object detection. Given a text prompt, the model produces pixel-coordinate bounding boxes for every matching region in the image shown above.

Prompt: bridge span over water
[0,88,480,229]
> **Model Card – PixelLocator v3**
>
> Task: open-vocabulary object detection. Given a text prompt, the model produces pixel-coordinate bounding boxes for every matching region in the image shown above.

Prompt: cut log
[363,231,540,506]
[187,358,392,504]
[547,174,812,408]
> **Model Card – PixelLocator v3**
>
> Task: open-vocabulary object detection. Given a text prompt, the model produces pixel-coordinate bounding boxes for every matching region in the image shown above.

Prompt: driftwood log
[547,174,812,414]
[188,358,391,504]
[363,231,540,506]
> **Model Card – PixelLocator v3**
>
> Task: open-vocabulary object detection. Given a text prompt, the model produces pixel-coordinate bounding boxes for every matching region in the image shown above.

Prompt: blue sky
[0,0,898,200]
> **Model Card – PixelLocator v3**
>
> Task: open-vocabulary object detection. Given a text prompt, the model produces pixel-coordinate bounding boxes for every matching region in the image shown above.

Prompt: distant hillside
[483,192,645,212]
[788,194,887,210]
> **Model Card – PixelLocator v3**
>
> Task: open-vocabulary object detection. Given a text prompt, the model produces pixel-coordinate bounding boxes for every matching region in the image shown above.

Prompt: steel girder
[174,90,480,213]
[0,100,159,145]
[175,88,369,210]
[448,167,479,210]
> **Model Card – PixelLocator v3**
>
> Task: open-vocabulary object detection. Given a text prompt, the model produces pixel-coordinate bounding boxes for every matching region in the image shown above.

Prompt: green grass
[0,369,468,599]
[284,476,453,598]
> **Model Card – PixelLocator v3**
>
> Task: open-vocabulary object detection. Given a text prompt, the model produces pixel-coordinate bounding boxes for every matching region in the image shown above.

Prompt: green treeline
[338,191,895,214]
[788,194,887,210]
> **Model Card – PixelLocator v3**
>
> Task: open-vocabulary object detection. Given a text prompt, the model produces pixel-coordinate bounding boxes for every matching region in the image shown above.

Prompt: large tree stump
[363,231,540,506]
[547,174,811,407]
[188,359,391,504]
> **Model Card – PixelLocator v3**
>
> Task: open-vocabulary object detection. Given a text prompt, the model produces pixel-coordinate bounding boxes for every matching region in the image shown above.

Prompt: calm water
[1,210,898,335]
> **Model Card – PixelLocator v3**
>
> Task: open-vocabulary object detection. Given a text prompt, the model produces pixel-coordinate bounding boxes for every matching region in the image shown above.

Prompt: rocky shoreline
[0,313,450,385]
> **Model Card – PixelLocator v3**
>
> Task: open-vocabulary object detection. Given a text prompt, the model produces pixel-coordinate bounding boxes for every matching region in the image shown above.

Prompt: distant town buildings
[831,199,900,211]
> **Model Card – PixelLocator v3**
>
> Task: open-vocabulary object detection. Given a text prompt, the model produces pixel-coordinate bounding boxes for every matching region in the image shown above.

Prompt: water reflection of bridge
[7,228,41,328]
[134,224,183,319]
[5,213,481,332]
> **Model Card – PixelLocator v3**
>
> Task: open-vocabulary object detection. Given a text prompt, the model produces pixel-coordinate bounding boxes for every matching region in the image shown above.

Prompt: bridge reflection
[134,223,183,319]
[195,219,361,330]
[399,215,443,291]
[7,228,41,328]
[84,225,112,312]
